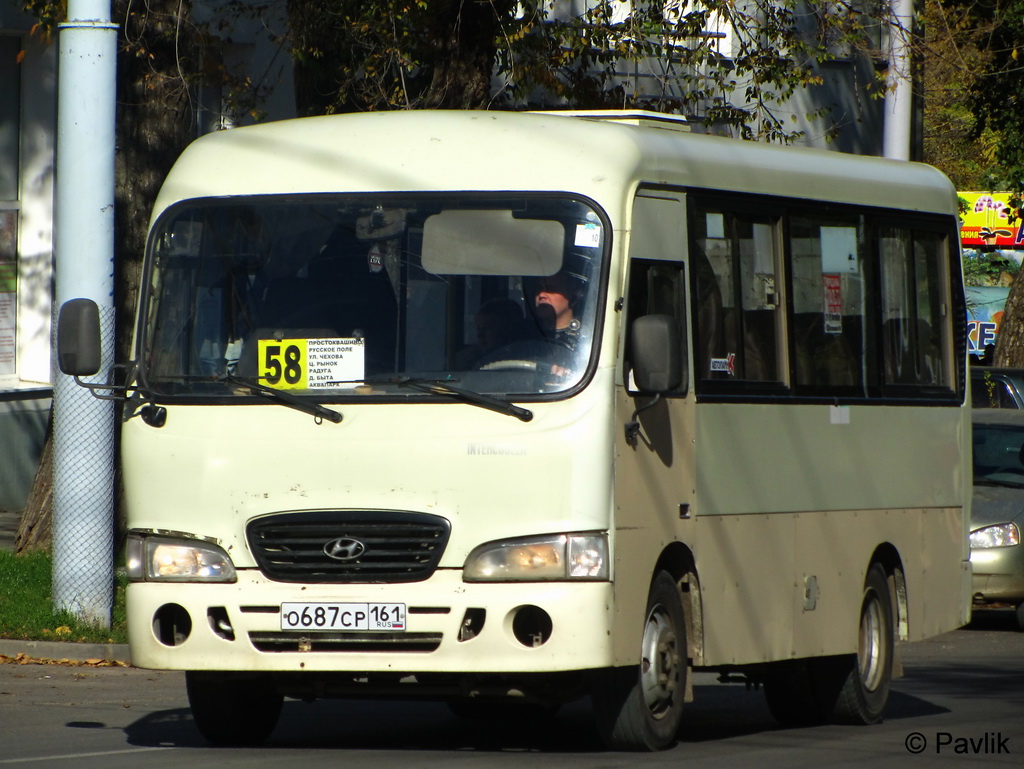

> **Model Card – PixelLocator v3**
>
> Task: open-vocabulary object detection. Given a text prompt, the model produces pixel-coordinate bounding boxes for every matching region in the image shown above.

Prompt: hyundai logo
[323,537,366,561]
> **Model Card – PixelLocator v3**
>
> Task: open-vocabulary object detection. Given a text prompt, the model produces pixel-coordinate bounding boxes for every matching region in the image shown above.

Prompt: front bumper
[127,569,616,673]
[970,544,1024,605]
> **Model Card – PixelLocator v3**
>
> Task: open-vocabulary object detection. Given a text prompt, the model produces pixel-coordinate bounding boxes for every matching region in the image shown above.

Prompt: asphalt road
[1,609,1022,768]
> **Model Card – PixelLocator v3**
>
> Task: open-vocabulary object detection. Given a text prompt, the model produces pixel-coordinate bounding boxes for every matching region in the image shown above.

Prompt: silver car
[971,409,1024,629]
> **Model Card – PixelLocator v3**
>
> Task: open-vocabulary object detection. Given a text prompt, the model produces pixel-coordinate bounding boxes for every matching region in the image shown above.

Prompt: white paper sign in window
[821,226,859,274]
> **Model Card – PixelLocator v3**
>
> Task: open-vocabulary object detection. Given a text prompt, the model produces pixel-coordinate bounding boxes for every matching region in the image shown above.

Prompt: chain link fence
[51,302,116,626]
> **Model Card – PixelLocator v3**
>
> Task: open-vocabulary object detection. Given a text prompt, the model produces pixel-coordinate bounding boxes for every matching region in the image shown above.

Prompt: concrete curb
[0,638,131,664]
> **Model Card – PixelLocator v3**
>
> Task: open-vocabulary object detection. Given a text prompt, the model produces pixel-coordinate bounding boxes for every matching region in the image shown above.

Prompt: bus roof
[153,110,958,221]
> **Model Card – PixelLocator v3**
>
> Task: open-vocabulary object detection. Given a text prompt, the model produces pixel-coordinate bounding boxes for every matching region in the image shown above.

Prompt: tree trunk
[420,1,516,109]
[994,276,1024,366]
[114,0,199,363]
[15,419,53,553]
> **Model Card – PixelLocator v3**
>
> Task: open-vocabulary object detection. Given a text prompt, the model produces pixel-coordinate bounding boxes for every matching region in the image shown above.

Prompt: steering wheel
[478,359,538,372]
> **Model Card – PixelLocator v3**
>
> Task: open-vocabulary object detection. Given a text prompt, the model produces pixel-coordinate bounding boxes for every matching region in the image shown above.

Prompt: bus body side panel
[608,396,968,670]
[695,507,965,667]
[695,404,965,517]
[610,388,697,666]
[609,188,698,667]
[693,402,969,666]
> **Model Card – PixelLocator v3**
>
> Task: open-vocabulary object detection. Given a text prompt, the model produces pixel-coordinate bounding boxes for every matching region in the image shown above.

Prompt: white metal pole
[883,0,913,160]
[52,0,118,626]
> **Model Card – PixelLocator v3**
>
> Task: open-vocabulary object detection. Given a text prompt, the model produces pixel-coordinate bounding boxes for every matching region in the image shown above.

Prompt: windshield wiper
[222,375,343,424]
[391,377,533,422]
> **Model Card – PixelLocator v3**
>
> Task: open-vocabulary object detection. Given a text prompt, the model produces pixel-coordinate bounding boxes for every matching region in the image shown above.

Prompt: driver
[472,271,587,381]
[527,271,586,379]
[531,272,583,352]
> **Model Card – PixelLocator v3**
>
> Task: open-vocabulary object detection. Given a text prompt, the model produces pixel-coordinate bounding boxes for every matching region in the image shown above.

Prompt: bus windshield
[140,195,605,400]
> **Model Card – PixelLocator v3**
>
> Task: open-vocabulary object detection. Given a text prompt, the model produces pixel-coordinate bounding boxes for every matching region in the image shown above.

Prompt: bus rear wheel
[764,564,894,727]
[591,571,687,751]
[186,671,283,746]
[833,564,894,724]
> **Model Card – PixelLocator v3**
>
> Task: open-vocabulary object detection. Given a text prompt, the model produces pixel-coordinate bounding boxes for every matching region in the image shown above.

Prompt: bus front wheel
[186,671,283,746]
[591,571,687,751]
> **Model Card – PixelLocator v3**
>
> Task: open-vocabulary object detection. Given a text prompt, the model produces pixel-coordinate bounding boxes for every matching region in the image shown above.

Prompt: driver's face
[535,277,573,327]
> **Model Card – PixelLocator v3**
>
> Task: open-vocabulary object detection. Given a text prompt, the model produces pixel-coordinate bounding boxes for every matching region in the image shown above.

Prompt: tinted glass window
[690,194,961,403]
[790,214,869,395]
[693,206,783,384]
[142,195,606,400]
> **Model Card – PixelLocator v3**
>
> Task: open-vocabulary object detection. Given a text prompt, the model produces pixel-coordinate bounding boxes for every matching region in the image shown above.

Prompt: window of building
[0,35,21,377]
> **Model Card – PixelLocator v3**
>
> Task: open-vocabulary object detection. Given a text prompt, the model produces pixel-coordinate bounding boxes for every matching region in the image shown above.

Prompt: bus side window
[624,259,687,396]
[880,227,952,389]
[692,206,783,385]
[789,215,868,394]
[693,244,724,381]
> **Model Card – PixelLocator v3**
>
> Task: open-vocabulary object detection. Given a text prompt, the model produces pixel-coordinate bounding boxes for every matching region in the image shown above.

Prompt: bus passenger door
[612,190,698,666]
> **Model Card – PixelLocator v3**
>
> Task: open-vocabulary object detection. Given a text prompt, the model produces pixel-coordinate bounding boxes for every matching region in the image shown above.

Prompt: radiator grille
[246,511,451,583]
[248,631,442,653]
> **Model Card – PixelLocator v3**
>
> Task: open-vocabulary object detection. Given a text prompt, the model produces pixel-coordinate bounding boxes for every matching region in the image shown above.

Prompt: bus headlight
[969,522,1021,549]
[125,533,237,582]
[463,533,608,582]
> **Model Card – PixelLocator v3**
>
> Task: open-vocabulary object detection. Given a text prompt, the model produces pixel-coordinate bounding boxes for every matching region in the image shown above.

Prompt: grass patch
[0,550,128,644]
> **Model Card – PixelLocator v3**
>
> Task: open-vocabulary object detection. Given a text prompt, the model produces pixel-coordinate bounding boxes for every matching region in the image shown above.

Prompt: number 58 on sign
[257,338,366,389]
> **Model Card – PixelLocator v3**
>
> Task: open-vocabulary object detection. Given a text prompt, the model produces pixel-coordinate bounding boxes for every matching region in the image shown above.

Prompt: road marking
[0,748,166,764]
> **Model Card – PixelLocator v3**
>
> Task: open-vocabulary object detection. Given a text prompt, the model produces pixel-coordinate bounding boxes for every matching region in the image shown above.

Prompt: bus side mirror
[631,314,685,394]
[57,298,102,377]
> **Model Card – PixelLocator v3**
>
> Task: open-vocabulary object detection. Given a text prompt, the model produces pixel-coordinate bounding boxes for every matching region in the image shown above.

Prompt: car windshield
[139,195,605,400]
[973,413,1024,485]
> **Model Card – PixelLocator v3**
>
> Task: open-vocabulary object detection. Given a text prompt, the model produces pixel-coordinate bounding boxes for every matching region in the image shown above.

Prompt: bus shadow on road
[677,681,948,740]
[122,684,949,752]
[124,698,607,752]
[122,707,210,749]
[896,664,1024,708]
[879,689,950,720]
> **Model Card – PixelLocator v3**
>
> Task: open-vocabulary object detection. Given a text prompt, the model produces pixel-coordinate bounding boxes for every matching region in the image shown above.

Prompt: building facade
[0,9,55,511]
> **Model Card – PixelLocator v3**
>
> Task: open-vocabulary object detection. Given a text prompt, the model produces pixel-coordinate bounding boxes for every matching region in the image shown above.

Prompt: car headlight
[125,533,237,582]
[969,522,1021,549]
[463,533,608,582]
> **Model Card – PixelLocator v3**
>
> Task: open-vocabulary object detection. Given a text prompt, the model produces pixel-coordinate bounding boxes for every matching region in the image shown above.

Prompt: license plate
[280,602,406,631]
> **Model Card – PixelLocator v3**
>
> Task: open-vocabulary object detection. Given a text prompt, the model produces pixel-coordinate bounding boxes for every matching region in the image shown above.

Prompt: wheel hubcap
[639,604,680,718]
[858,590,885,692]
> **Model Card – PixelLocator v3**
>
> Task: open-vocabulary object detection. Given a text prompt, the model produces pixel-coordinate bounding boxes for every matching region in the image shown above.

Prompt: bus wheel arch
[653,543,704,672]
[869,543,908,644]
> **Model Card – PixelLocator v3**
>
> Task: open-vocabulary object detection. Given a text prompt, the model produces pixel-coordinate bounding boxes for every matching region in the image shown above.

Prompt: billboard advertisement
[961,192,1024,248]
